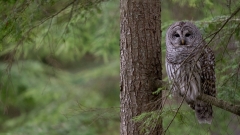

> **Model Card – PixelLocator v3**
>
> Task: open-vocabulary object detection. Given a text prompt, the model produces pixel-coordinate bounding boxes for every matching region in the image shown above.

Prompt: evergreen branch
[204,6,240,46]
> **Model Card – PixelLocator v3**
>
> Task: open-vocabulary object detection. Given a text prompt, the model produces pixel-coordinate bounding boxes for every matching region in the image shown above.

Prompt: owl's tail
[195,100,213,124]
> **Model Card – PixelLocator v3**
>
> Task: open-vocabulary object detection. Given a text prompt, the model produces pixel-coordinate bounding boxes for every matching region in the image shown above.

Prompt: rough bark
[120,0,162,135]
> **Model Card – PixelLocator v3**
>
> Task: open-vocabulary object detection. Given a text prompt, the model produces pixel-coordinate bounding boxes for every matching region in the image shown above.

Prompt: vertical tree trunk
[120,0,162,134]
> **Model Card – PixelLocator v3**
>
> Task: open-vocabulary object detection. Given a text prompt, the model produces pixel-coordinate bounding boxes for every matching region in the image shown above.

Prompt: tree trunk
[120,0,162,134]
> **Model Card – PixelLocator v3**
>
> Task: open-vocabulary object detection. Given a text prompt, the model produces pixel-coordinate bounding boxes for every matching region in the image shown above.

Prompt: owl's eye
[174,33,180,37]
[185,33,191,37]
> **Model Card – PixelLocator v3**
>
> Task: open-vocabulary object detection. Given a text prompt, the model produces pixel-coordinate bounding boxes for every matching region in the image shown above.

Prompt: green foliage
[172,0,213,7]
[133,111,162,134]
[152,87,166,95]
[0,0,120,134]
[134,103,238,135]
[0,0,118,63]
[27,0,119,63]
[163,104,239,135]
[0,60,120,135]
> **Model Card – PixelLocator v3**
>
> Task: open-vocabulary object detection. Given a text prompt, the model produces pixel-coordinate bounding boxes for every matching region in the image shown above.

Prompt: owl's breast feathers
[166,46,216,101]
[166,45,202,64]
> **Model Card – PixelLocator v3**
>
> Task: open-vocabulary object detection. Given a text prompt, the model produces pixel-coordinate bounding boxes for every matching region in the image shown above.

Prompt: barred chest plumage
[165,60,201,102]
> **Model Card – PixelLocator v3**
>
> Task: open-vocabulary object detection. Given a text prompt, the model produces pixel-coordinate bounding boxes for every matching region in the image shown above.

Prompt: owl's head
[166,21,202,47]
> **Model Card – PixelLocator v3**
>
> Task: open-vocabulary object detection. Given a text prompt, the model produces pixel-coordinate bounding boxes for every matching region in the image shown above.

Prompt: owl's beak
[181,40,185,45]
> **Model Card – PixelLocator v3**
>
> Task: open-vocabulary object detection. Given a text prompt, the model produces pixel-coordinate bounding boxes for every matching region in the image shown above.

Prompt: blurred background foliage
[0,0,240,134]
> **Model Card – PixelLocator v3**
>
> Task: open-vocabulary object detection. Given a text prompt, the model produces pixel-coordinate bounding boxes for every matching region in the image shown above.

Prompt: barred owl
[165,21,216,124]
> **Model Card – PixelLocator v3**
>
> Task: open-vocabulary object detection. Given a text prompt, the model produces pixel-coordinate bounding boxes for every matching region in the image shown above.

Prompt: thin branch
[163,95,185,134]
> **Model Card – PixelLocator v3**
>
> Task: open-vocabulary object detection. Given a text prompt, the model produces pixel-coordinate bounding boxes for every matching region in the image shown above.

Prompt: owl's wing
[201,47,216,97]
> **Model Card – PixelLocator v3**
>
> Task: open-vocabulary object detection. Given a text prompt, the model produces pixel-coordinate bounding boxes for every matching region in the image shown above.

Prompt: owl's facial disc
[171,29,193,46]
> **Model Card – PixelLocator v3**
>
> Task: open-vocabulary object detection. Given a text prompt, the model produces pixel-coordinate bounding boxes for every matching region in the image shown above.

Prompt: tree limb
[154,79,240,116]
[197,94,240,116]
